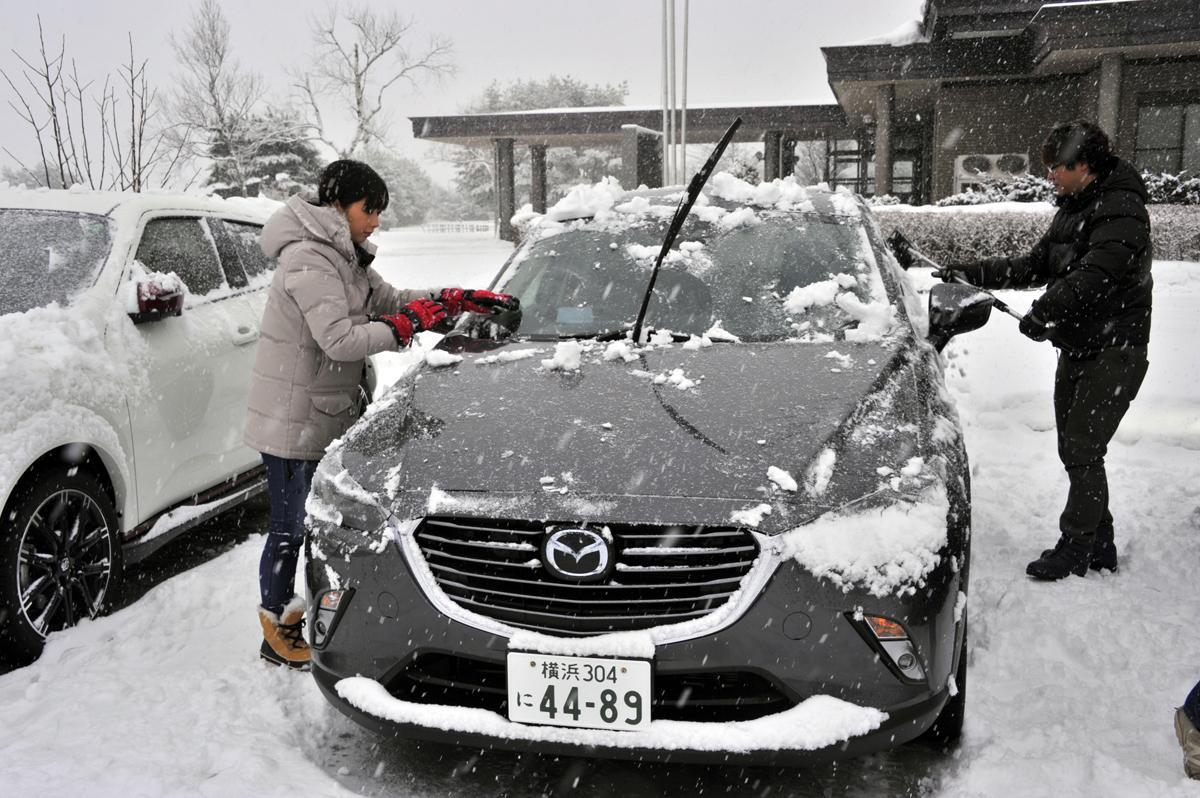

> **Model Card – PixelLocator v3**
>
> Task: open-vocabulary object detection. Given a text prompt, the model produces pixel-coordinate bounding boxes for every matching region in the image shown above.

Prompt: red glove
[377,298,447,347]
[438,287,520,316]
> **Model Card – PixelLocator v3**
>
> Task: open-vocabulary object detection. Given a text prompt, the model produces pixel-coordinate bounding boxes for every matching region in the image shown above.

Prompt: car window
[0,209,114,315]
[206,219,248,289]
[497,211,885,342]
[135,217,225,297]
[218,220,272,279]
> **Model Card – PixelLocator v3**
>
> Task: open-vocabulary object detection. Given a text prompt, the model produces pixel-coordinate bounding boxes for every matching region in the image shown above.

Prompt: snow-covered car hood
[338,336,939,534]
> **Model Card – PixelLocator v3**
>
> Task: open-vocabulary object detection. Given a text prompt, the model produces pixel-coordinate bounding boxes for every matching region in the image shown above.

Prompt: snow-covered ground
[1,229,1198,797]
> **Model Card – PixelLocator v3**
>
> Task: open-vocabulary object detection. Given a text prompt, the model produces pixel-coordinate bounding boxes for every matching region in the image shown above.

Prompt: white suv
[0,188,278,658]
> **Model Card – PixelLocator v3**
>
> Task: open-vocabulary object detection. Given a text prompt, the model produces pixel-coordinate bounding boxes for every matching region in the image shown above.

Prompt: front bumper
[305,517,965,764]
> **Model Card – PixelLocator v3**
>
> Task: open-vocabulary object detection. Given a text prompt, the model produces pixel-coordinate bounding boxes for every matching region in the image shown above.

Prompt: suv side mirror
[928,283,993,352]
[128,270,186,324]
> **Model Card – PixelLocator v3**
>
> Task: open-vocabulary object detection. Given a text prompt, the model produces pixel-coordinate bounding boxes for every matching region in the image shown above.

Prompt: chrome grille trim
[411,517,763,635]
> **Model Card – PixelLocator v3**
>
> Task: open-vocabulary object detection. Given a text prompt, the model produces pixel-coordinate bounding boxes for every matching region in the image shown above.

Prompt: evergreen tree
[207,108,322,197]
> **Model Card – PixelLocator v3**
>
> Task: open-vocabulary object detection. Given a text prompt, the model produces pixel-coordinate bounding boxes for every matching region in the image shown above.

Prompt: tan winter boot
[258,596,310,670]
[1176,707,1200,779]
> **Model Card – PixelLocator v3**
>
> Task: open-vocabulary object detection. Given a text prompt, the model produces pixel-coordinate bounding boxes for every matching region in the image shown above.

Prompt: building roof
[822,0,1200,117]
[410,104,848,147]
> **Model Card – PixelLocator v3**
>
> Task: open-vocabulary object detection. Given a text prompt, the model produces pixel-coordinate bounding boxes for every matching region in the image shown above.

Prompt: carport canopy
[409,103,850,240]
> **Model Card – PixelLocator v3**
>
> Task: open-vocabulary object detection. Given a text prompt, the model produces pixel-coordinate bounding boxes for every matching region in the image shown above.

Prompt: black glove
[932,264,968,284]
[1018,310,1051,342]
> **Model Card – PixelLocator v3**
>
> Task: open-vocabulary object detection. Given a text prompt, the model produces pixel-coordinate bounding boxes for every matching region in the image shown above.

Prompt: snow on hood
[335,677,886,754]
[780,481,950,598]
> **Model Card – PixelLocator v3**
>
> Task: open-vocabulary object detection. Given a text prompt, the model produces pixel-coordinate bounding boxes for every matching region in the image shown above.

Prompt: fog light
[865,615,907,640]
[313,588,352,649]
[856,613,927,683]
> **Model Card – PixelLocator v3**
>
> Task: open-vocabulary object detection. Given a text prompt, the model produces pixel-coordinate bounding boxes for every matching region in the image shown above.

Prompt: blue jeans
[1186,680,1200,729]
[259,453,318,615]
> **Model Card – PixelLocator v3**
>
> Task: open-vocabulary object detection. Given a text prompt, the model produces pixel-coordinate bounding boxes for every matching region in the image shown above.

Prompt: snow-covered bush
[874,205,1200,263]
[867,194,902,207]
[936,174,1054,207]
[1141,171,1200,205]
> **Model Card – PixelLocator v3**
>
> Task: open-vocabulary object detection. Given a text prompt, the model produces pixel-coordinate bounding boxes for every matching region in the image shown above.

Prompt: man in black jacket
[939,120,1152,581]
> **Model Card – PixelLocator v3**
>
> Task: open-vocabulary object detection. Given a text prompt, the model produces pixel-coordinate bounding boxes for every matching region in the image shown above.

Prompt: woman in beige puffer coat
[246,160,516,669]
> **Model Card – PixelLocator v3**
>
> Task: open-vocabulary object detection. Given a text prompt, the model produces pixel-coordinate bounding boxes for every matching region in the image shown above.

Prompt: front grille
[414,517,760,635]
[389,653,793,722]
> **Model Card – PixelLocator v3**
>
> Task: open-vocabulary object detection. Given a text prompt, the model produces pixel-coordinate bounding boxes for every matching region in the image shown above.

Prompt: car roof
[535,175,869,227]
[0,186,278,223]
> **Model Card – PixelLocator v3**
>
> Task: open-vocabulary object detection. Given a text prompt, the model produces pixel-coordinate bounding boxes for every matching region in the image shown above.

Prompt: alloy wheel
[16,488,114,639]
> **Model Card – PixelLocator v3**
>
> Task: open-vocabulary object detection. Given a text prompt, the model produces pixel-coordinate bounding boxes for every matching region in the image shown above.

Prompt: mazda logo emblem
[541,528,612,582]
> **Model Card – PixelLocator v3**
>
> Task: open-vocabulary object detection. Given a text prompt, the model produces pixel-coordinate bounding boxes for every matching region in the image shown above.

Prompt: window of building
[1136,103,1200,175]
[828,138,868,194]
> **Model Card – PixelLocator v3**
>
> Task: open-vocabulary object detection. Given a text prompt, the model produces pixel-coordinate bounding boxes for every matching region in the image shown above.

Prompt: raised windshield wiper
[630,116,743,344]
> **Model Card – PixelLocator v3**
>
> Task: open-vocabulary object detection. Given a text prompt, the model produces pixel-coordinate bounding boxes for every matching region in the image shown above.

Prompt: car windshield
[495,206,888,342]
[0,209,114,315]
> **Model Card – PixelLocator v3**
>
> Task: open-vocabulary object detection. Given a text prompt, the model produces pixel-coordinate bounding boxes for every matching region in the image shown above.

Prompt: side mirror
[928,283,993,352]
[128,270,186,324]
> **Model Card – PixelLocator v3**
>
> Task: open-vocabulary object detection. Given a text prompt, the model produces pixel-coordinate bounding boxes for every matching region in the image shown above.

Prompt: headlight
[306,447,388,533]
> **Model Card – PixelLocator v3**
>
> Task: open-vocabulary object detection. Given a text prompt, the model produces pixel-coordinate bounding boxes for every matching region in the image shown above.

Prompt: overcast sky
[0,0,924,185]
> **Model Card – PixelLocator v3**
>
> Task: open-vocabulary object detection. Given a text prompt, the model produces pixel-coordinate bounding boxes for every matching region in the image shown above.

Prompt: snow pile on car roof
[512,172,861,237]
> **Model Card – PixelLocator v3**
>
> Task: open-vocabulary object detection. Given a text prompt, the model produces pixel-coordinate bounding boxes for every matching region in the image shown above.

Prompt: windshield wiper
[554,329,629,342]
[630,116,743,344]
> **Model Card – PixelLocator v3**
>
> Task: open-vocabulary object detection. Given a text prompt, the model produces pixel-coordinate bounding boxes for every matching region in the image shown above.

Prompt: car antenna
[630,116,743,344]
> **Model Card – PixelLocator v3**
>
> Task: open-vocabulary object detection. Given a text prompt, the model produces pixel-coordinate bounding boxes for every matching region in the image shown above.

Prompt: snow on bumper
[334,676,886,754]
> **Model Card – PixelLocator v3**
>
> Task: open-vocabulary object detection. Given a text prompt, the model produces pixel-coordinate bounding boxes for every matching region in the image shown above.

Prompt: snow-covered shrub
[867,194,902,207]
[936,174,1054,207]
[1141,171,1200,205]
[874,205,1200,263]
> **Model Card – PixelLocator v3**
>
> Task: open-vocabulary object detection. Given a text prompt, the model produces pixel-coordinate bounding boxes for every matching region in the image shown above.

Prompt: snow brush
[886,229,1024,321]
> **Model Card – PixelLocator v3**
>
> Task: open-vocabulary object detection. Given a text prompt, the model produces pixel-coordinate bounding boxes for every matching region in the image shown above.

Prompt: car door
[206,216,273,477]
[124,214,259,517]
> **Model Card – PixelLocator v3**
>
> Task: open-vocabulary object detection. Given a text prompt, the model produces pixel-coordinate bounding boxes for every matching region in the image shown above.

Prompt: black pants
[1053,346,1148,542]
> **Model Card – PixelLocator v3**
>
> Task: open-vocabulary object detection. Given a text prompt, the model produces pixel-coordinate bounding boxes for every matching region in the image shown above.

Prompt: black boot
[1027,536,1092,580]
[1040,527,1117,572]
[1090,523,1118,572]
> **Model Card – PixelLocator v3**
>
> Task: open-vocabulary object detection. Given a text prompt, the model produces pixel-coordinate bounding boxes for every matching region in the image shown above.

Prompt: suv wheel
[0,468,123,660]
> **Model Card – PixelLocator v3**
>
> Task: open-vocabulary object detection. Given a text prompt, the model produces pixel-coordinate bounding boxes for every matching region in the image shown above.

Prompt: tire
[920,619,968,749]
[0,467,123,661]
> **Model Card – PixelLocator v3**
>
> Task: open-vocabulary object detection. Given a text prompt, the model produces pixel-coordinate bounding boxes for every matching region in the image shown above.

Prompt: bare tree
[293,5,453,157]
[1,16,189,191]
[169,0,303,193]
[793,139,830,185]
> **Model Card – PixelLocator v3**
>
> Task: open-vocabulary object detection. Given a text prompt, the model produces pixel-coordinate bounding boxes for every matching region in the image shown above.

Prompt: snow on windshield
[502,174,897,343]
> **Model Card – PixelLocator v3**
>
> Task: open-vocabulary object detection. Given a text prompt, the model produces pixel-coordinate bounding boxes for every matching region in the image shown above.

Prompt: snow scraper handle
[886,229,1024,320]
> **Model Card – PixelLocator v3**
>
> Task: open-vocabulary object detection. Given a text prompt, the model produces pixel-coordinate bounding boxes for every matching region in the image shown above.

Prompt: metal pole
[661,0,669,186]
[681,0,689,182]
[667,0,677,185]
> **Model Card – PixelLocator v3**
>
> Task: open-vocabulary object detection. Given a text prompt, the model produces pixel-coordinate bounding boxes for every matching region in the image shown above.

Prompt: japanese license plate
[506,652,652,730]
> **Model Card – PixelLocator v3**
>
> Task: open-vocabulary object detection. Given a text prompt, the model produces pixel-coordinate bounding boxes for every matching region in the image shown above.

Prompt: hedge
[873,204,1200,264]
